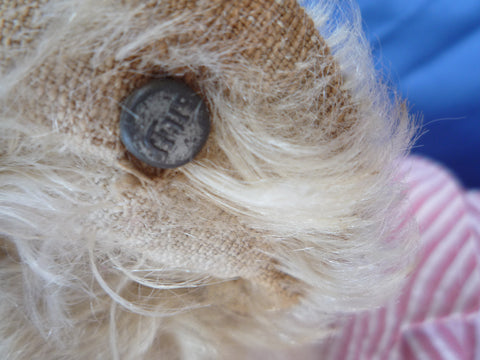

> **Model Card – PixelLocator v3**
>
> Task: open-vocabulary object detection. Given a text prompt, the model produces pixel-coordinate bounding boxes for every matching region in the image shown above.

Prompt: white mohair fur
[0,0,417,359]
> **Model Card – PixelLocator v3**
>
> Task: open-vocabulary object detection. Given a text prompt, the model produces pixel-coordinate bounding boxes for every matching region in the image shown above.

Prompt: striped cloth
[319,156,480,360]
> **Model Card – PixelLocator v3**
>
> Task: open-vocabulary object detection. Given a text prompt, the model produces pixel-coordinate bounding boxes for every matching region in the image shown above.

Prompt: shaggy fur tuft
[0,0,417,358]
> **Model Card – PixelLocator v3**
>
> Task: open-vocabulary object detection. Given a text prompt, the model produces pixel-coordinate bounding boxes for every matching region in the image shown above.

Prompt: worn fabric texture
[0,0,416,358]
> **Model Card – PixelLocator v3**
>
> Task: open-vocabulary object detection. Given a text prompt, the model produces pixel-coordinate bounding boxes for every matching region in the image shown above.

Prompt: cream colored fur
[0,0,417,359]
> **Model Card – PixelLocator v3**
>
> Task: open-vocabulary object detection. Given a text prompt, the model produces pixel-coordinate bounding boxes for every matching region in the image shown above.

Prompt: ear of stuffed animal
[0,0,417,358]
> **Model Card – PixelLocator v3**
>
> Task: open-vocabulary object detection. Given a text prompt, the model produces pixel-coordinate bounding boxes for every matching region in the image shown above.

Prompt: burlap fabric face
[0,0,416,358]
[2,0,348,294]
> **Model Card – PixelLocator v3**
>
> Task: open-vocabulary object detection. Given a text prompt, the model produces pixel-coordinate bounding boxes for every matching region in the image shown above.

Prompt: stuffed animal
[0,0,417,358]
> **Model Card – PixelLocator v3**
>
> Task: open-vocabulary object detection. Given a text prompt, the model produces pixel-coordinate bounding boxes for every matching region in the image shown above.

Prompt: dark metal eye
[120,79,210,169]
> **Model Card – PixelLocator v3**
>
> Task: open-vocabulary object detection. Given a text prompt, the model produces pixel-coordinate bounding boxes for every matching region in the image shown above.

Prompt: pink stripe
[466,192,480,213]
[336,319,355,360]
[423,232,476,316]
[406,156,461,186]
[418,201,466,273]
[429,323,464,359]
[345,314,368,360]
[325,318,354,360]
[466,193,480,248]
[415,182,460,232]
[399,336,419,360]
[452,267,480,314]
[400,327,435,360]
[356,314,371,360]
[437,321,466,357]
[374,209,468,358]
[362,307,387,359]
[371,171,460,357]
[470,315,480,359]
[422,199,468,243]
[320,158,480,359]
[410,197,465,282]
[428,242,479,318]
[407,172,450,216]
[374,294,406,360]
[380,166,468,357]
[399,202,466,314]
[462,297,480,322]
[408,222,471,322]
[406,170,447,206]
[417,198,466,259]
[357,308,382,359]
[406,326,444,359]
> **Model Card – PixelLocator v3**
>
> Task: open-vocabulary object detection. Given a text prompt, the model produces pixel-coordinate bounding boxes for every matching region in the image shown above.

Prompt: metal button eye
[120,79,210,169]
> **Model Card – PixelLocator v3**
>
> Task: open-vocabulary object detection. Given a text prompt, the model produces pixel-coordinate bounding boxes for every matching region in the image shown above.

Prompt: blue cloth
[357,0,480,188]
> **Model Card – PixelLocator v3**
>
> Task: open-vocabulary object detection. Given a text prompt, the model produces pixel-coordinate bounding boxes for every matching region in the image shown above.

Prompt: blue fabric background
[357,0,480,188]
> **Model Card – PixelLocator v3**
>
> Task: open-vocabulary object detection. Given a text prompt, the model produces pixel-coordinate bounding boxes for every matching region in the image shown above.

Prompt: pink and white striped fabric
[319,156,480,360]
